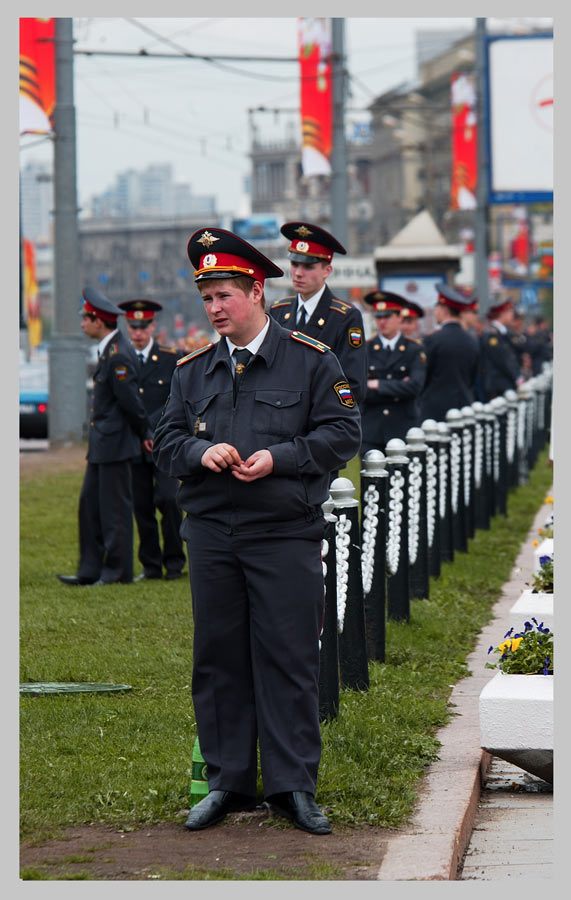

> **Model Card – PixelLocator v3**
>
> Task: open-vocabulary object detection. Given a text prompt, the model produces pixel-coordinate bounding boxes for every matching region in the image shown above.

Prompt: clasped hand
[201,443,274,482]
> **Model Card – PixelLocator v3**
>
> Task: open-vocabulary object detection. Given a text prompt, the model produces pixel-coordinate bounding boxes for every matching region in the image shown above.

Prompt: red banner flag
[19,17,55,135]
[22,238,43,348]
[298,18,332,177]
[450,73,477,210]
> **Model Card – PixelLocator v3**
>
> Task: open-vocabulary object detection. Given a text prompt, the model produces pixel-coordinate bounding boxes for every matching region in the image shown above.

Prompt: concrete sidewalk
[376,492,553,881]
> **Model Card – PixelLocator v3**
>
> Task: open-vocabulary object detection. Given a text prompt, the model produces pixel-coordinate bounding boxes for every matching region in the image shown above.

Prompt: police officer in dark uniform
[419,283,481,423]
[360,290,427,455]
[480,298,522,400]
[58,288,151,586]
[119,299,186,582]
[153,227,361,835]
[399,298,425,342]
[269,222,367,408]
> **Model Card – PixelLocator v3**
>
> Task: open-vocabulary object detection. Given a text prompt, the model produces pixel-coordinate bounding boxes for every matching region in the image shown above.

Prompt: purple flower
[539,555,552,566]
[487,646,494,655]
[524,621,533,632]
[542,656,551,675]
[503,627,513,639]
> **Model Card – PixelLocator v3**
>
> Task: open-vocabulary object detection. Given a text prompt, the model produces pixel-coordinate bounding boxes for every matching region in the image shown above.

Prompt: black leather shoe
[134,572,162,582]
[184,790,257,831]
[267,791,332,835]
[164,571,183,581]
[57,574,96,586]
[92,578,133,586]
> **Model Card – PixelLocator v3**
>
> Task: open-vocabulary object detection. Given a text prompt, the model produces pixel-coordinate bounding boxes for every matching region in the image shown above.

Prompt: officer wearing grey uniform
[58,288,151,586]
[154,228,361,835]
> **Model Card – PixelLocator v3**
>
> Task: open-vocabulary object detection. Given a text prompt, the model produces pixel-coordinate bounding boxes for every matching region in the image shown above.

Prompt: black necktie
[297,304,307,328]
[233,348,252,401]
[138,353,145,366]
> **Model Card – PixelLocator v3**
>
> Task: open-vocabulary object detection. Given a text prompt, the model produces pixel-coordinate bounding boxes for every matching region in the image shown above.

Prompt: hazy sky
[21,15,479,216]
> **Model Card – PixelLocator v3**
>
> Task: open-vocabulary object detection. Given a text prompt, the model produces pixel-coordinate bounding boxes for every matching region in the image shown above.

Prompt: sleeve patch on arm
[114,365,128,381]
[334,381,355,407]
[348,327,363,348]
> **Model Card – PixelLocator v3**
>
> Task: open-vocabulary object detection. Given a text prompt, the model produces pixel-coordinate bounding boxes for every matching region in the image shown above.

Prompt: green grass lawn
[20,450,553,842]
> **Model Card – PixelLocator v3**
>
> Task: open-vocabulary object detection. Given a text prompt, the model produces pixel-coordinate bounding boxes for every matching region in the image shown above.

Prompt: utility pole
[330,18,349,299]
[49,17,86,446]
[475,17,490,316]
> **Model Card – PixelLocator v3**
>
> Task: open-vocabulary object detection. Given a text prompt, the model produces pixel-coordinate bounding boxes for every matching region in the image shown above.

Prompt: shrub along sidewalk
[20,449,553,843]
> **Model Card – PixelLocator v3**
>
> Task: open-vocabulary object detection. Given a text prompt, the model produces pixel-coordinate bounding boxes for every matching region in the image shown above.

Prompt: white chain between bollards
[462,428,472,507]
[426,446,437,548]
[438,446,448,520]
[450,432,461,514]
[386,469,404,576]
[474,423,483,489]
[493,417,500,482]
[335,514,351,634]
[506,407,517,464]
[361,484,379,596]
[407,455,422,566]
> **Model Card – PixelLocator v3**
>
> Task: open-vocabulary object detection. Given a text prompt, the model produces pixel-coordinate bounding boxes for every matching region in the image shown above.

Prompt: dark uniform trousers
[269,284,367,409]
[132,341,185,577]
[480,327,521,400]
[360,335,426,455]
[153,317,361,797]
[78,331,150,583]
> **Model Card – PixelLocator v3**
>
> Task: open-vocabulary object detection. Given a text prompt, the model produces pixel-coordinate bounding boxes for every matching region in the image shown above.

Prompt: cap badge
[295,241,309,253]
[203,254,217,268]
[134,310,144,320]
[294,225,313,238]
[197,231,219,249]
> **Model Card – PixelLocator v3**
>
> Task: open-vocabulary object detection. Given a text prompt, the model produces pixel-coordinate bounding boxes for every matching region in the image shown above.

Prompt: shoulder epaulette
[290,331,329,353]
[176,343,215,366]
[271,298,295,309]
[330,298,352,315]
[158,344,178,354]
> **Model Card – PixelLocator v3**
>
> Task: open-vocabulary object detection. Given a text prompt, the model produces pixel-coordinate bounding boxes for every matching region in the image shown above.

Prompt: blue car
[20,359,49,439]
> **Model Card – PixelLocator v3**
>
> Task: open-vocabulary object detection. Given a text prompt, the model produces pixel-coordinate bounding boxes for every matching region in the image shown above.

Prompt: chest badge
[399,344,405,352]
[284,312,291,320]
[318,318,325,326]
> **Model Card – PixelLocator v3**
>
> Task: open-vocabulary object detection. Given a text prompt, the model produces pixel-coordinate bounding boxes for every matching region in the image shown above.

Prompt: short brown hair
[198,275,266,309]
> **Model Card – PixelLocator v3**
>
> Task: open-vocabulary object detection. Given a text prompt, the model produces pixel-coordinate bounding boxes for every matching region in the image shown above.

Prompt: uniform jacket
[420,321,480,422]
[88,331,151,464]
[361,333,426,451]
[153,317,362,534]
[137,340,181,429]
[269,285,367,408]
[479,326,521,400]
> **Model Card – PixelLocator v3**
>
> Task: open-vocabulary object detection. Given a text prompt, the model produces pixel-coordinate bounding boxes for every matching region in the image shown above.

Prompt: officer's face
[400,318,418,338]
[375,312,401,339]
[290,261,332,300]
[128,321,155,350]
[200,278,265,346]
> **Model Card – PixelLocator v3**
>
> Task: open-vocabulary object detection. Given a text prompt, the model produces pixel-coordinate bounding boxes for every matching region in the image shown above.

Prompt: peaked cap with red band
[399,299,425,320]
[363,289,407,317]
[487,298,513,319]
[281,221,346,264]
[79,286,124,324]
[436,283,477,312]
[187,228,284,284]
[118,298,163,326]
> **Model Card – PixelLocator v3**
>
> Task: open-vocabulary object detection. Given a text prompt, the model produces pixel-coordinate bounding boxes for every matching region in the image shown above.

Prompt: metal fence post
[504,389,519,489]
[460,406,476,540]
[490,396,508,516]
[421,419,441,579]
[446,409,468,553]
[318,496,339,722]
[330,477,369,692]
[360,450,389,662]
[471,401,490,531]
[405,427,429,600]
[437,422,454,564]
[384,438,410,622]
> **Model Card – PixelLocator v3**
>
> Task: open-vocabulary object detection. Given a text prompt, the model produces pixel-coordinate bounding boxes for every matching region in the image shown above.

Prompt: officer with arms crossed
[58,288,151,586]
[269,222,367,409]
[154,228,361,835]
[360,290,426,456]
[119,299,186,582]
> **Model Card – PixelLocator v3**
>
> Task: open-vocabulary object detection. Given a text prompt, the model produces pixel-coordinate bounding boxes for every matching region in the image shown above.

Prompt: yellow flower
[533,539,539,547]
[538,529,544,535]
[545,496,554,504]
[498,637,523,654]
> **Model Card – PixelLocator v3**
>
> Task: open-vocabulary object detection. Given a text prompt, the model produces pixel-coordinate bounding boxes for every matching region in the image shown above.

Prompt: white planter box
[509,589,553,634]
[533,537,553,574]
[479,670,553,782]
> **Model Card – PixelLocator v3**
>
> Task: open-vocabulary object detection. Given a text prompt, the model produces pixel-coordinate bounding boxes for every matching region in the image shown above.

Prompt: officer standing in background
[57,288,151,586]
[269,222,367,408]
[419,283,481,423]
[479,298,523,400]
[154,227,361,835]
[360,289,426,455]
[398,298,425,343]
[119,299,187,582]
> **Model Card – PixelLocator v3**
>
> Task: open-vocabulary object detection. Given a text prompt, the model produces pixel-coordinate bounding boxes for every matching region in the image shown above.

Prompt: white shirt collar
[381,331,402,351]
[297,284,326,319]
[97,328,119,357]
[492,320,507,335]
[226,316,270,366]
[136,337,154,361]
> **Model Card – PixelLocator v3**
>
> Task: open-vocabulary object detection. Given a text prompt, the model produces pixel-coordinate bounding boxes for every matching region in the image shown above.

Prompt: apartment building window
[255,161,286,200]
